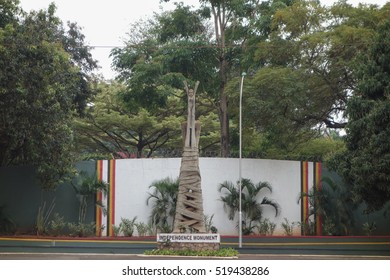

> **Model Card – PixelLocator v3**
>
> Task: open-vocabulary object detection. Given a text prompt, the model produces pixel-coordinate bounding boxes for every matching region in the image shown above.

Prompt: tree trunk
[219,88,230,157]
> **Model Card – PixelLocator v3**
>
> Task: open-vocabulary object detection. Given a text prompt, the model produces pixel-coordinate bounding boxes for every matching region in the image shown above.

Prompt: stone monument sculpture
[172,81,206,233]
[157,81,219,251]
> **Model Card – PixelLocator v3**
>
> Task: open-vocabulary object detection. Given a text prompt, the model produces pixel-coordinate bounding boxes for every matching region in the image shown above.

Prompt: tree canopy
[329,16,390,212]
[0,1,97,188]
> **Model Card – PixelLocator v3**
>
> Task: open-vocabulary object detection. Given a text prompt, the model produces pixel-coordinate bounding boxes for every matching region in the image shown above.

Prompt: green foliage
[0,0,20,28]
[362,221,376,236]
[298,176,357,235]
[281,218,296,236]
[120,217,137,237]
[219,178,280,235]
[157,3,206,43]
[297,220,315,236]
[203,214,217,234]
[74,82,184,159]
[146,177,179,233]
[0,2,97,189]
[35,198,55,235]
[112,224,121,237]
[67,222,95,237]
[71,171,108,224]
[48,213,67,237]
[135,222,150,237]
[226,0,388,160]
[144,247,238,257]
[112,0,271,157]
[329,16,390,212]
[257,218,276,236]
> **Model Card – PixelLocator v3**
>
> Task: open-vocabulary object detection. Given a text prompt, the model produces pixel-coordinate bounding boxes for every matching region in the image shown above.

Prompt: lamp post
[239,72,246,248]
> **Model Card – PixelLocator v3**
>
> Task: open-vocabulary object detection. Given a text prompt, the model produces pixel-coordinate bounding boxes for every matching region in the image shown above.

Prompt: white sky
[18,0,388,80]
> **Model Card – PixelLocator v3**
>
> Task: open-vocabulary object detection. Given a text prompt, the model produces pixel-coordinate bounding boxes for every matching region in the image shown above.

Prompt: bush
[48,213,67,236]
[68,222,95,237]
[144,247,238,257]
[120,217,137,237]
[257,218,276,236]
[135,222,149,236]
[281,218,296,236]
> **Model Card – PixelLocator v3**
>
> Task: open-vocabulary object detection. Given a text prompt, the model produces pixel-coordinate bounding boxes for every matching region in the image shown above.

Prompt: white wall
[101,158,309,236]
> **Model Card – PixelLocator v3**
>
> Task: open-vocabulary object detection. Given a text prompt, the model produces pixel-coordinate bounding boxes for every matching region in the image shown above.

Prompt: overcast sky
[19,0,388,80]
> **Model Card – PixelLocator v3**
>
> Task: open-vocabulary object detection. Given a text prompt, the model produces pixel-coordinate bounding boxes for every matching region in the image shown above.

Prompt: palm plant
[298,176,357,235]
[71,171,108,224]
[219,178,280,235]
[146,177,179,233]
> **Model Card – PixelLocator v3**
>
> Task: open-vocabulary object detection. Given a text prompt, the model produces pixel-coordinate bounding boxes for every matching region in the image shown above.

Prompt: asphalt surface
[1,236,389,260]
[1,252,389,260]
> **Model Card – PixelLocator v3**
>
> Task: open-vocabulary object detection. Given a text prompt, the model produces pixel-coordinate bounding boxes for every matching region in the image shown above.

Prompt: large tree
[224,0,388,158]
[74,82,184,158]
[114,1,280,157]
[0,2,97,188]
[330,15,390,212]
[75,80,221,159]
[243,0,382,129]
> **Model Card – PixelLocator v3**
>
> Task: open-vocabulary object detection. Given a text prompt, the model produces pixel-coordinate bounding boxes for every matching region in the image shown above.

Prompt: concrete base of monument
[157,233,220,251]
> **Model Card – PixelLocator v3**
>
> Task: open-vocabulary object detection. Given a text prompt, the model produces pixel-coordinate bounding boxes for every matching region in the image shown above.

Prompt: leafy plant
[120,217,137,237]
[144,248,238,257]
[71,171,108,224]
[48,213,67,236]
[257,218,276,236]
[112,224,121,237]
[281,218,296,236]
[298,176,357,235]
[146,177,179,233]
[135,222,150,237]
[219,178,280,235]
[203,214,217,233]
[297,220,315,236]
[36,198,55,235]
[68,222,95,237]
[158,223,173,233]
[362,222,376,236]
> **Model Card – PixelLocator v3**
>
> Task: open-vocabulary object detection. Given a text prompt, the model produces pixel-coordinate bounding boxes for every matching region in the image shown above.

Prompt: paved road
[1,252,389,260]
[1,236,389,260]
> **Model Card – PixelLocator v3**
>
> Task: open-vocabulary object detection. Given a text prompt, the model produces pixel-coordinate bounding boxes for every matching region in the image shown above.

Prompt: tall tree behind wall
[329,12,390,213]
[115,0,287,157]
[0,1,97,188]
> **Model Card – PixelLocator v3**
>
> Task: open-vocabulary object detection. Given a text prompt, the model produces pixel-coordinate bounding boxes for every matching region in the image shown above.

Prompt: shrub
[144,248,238,257]
[68,222,95,237]
[48,213,67,236]
[257,218,276,236]
[135,222,149,236]
[120,217,137,237]
[281,218,296,236]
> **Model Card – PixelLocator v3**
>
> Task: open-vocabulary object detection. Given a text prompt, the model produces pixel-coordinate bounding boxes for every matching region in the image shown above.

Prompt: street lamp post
[239,72,246,248]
